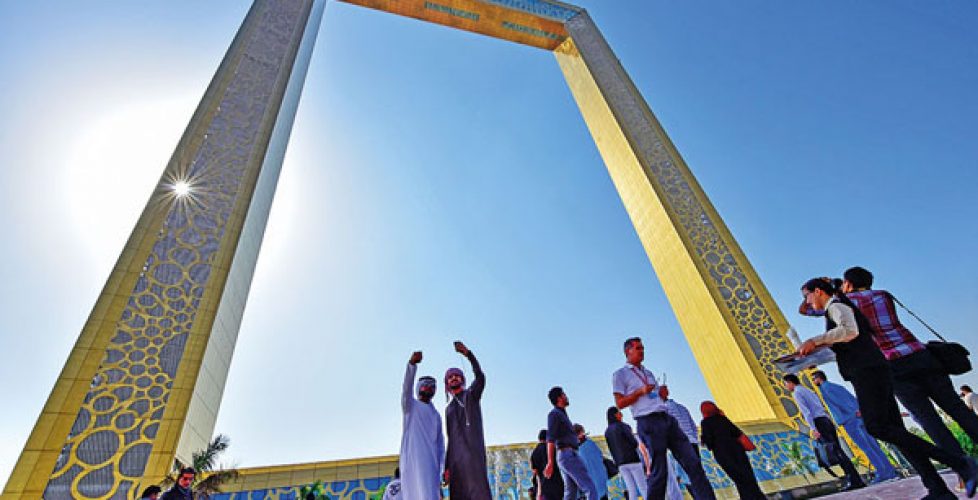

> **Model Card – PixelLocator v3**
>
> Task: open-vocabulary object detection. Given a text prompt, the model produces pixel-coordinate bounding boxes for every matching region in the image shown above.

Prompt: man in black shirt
[531,429,564,500]
[605,407,647,500]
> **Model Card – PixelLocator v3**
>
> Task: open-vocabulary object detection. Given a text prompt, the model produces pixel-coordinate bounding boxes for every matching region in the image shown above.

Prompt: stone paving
[817,472,968,499]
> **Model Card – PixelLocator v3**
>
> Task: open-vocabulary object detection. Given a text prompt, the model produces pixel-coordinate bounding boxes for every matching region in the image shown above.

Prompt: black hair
[844,266,874,290]
[140,485,162,498]
[607,406,620,424]
[963,385,974,393]
[811,370,827,381]
[548,386,564,406]
[394,467,400,479]
[623,337,642,352]
[178,467,196,478]
[801,277,840,296]
[572,423,585,435]
[538,429,548,441]
[782,373,801,385]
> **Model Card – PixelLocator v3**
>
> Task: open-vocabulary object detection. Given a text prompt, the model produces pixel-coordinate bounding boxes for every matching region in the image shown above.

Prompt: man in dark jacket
[160,467,195,500]
[531,429,564,500]
[605,407,647,500]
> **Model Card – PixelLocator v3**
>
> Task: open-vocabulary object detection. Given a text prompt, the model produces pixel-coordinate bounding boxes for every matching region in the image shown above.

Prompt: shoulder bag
[891,293,971,375]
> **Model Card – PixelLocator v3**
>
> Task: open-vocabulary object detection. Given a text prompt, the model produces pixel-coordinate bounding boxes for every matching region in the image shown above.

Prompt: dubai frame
[6,0,802,497]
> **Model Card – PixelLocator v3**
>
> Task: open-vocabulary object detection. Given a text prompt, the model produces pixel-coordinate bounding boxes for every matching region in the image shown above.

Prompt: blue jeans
[842,417,898,481]
[557,449,598,500]
[637,412,716,500]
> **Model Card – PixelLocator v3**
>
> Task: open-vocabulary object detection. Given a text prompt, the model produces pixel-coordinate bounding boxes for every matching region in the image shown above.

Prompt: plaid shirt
[847,289,925,360]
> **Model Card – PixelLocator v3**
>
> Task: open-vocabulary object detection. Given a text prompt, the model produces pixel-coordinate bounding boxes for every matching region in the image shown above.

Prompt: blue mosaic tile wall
[214,430,821,499]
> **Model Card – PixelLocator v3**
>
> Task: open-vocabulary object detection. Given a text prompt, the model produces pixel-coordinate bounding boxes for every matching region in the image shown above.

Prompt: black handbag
[814,439,841,468]
[602,457,619,479]
[891,293,972,375]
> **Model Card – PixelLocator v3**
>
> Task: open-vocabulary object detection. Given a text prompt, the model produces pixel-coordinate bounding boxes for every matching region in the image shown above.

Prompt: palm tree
[161,434,239,498]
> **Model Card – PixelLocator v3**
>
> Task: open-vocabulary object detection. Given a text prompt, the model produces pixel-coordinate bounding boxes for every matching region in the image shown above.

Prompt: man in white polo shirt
[613,337,717,500]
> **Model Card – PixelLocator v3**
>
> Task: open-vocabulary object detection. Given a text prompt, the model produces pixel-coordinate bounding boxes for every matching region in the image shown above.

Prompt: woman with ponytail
[798,278,978,500]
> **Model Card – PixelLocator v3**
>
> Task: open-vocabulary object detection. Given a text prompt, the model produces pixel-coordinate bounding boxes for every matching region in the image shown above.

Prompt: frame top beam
[338,0,583,50]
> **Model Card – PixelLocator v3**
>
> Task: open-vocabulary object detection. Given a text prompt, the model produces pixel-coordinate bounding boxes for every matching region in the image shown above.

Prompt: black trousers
[636,412,716,500]
[715,448,766,500]
[892,350,978,457]
[813,416,862,485]
[850,366,969,495]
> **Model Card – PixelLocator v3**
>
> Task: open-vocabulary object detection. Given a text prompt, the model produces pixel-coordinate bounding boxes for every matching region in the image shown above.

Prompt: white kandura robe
[399,362,445,500]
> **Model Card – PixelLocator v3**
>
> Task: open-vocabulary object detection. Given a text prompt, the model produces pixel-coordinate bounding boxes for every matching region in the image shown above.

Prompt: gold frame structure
[5,1,801,498]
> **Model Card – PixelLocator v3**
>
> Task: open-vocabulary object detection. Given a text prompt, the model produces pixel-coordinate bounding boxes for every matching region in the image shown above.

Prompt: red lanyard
[631,366,651,386]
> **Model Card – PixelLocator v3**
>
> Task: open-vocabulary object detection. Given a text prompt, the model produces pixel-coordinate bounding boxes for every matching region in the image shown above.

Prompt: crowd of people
[389,265,978,500]
[128,264,974,500]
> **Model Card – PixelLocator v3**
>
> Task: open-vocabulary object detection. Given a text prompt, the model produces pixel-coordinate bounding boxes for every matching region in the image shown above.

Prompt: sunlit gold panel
[555,12,798,425]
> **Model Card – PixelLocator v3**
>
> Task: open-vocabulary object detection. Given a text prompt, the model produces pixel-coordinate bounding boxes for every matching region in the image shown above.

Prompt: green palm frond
[161,434,238,495]
[194,469,239,498]
[192,434,231,473]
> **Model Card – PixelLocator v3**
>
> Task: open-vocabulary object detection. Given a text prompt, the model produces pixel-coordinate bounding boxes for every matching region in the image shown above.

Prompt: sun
[172,180,191,196]
[63,97,196,266]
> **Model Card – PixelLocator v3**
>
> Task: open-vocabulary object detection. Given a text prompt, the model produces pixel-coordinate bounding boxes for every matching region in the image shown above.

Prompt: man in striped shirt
[660,386,699,455]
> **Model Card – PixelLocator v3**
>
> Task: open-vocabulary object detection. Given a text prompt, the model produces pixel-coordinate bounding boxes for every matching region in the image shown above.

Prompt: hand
[453,341,469,356]
[642,384,655,395]
[856,411,861,418]
[443,469,450,484]
[798,299,810,316]
[544,462,553,479]
[811,429,821,440]
[658,385,668,399]
[410,351,423,365]
[645,466,651,477]
[798,339,818,356]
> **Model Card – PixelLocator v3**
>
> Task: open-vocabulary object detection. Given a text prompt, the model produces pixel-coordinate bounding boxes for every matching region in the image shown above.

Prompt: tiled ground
[817,472,969,499]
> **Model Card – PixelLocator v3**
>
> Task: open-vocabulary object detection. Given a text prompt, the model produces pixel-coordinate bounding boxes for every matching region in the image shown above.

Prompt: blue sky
[1,0,977,486]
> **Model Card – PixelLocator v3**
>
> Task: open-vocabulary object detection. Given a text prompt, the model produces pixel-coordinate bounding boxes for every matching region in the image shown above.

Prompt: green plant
[161,434,239,499]
[299,480,332,500]
[946,418,978,456]
[908,426,934,444]
[778,442,816,483]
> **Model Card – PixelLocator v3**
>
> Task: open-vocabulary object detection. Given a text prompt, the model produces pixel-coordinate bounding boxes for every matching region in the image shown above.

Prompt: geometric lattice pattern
[43,2,310,497]
[557,12,800,425]
[640,138,801,420]
[10,0,812,497]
